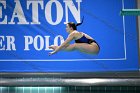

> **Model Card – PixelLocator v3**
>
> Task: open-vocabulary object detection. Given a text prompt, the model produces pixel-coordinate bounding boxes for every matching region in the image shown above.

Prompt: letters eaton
[0,0,82,25]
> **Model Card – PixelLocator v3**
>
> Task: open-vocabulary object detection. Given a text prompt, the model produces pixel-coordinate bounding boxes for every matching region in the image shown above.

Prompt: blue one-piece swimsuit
[75,35,100,50]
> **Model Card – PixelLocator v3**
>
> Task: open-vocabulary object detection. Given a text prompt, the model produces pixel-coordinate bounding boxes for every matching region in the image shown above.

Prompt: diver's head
[66,17,84,33]
[66,22,76,33]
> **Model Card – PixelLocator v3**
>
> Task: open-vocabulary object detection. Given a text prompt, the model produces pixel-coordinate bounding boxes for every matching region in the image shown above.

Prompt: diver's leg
[49,43,99,54]
[74,43,99,54]
[61,43,99,54]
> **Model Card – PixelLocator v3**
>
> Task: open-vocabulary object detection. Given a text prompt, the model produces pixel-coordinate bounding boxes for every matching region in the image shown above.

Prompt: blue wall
[0,0,139,72]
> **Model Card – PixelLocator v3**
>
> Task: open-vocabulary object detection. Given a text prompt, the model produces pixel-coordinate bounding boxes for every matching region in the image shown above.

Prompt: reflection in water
[0,86,139,93]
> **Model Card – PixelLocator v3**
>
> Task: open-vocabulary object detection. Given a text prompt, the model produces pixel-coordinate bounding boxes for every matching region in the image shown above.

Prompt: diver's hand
[49,46,59,56]
[49,51,56,56]
[49,45,57,50]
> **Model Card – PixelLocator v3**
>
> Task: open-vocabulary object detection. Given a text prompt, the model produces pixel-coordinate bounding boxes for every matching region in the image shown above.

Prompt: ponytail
[67,16,84,30]
[76,16,84,27]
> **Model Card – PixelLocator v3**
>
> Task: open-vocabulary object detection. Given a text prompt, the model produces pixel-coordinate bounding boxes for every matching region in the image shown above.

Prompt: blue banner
[0,0,139,72]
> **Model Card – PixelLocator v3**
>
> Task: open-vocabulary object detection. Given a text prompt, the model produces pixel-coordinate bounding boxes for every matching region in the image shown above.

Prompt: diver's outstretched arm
[49,32,75,56]
[49,43,75,51]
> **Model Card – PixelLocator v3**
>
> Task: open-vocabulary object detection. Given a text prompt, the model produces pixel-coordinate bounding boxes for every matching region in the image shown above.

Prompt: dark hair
[67,17,84,30]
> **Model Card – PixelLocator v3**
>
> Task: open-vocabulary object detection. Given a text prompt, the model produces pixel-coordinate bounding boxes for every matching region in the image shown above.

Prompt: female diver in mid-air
[49,17,100,56]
